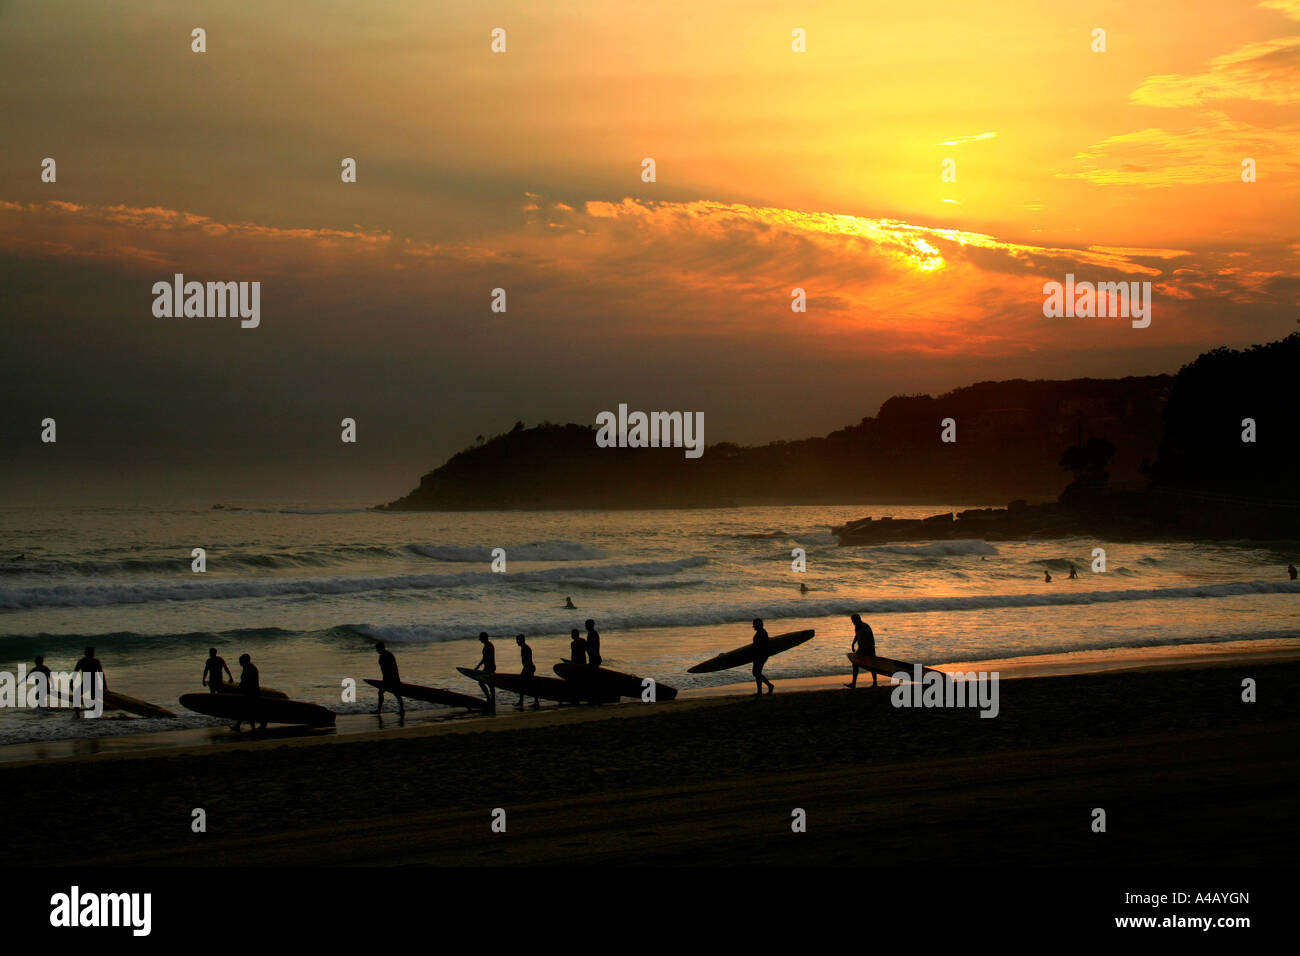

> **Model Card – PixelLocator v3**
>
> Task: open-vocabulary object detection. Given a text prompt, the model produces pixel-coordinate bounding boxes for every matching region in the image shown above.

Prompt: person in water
[515,634,539,710]
[751,618,775,695]
[1044,570,1052,583]
[202,648,234,693]
[1290,563,1297,581]
[374,641,404,716]
[1068,564,1078,580]
[845,614,877,689]
[474,632,496,712]
[233,653,267,732]
[585,619,602,668]
[569,628,588,667]
[28,655,52,707]
[564,596,576,609]
[799,582,809,594]
[73,646,105,712]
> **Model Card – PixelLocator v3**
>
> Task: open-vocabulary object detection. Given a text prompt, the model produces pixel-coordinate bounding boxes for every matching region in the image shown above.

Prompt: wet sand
[2,644,1297,867]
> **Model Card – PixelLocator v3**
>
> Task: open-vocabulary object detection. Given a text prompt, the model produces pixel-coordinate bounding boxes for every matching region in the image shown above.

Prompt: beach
[5,645,1296,867]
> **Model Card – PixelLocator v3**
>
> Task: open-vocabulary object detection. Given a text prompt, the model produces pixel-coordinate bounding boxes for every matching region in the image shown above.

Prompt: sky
[1,0,1297,504]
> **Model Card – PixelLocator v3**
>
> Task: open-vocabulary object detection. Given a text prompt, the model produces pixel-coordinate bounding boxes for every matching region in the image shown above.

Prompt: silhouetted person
[751,618,774,695]
[1044,570,1052,583]
[73,646,105,711]
[233,653,266,731]
[799,582,809,594]
[474,632,496,712]
[1290,563,1297,581]
[846,614,877,689]
[202,648,233,693]
[564,596,576,609]
[585,619,602,668]
[1068,564,1078,580]
[515,634,539,710]
[374,641,404,716]
[29,655,52,707]
[569,628,588,667]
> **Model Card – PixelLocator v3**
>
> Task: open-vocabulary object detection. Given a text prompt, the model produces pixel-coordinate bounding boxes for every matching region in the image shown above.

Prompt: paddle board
[457,667,616,704]
[687,629,815,674]
[363,678,488,711]
[102,690,176,718]
[552,662,678,701]
[846,653,943,680]
[179,693,335,727]
[217,681,288,700]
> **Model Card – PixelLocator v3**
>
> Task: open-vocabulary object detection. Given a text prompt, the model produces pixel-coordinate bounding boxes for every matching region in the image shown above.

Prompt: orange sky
[1,0,1297,498]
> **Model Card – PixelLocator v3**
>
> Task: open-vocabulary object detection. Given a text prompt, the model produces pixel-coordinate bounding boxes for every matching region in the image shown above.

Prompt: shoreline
[2,636,1293,767]
[2,649,1295,867]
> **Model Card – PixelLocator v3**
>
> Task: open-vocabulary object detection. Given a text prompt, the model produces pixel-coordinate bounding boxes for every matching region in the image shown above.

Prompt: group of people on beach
[22,647,107,709]
[373,619,605,716]
[201,648,268,730]
[748,613,879,694]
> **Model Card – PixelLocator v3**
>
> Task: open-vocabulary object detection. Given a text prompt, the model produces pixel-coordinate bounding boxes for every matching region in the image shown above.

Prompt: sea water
[1,502,1296,745]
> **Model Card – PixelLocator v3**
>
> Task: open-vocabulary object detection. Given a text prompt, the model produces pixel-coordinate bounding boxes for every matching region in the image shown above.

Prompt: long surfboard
[687,629,815,674]
[552,662,678,701]
[363,678,488,711]
[217,681,288,700]
[846,653,943,680]
[456,667,616,704]
[102,690,176,718]
[179,693,335,727]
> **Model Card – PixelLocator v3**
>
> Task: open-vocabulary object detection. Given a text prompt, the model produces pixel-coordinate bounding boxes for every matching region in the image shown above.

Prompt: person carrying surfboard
[233,653,268,732]
[72,646,106,715]
[474,632,497,712]
[569,628,588,666]
[28,655,52,708]
[374,641,404,716]
[202,648,234,693]
[515,634,539,710]
[846,614,877,689]
[751,619,775,695]
[585,619,602,668]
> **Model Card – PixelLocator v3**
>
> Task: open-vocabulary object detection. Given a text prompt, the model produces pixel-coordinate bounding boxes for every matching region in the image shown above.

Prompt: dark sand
[4,657,1297,866]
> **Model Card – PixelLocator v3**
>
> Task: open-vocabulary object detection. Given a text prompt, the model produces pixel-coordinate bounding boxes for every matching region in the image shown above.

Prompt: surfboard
[846,653,943,680]
[687,629,816,674]
[179,693,335,727]
[102,690,176,718]
[363,678,488,711]
[217,681,288,700]
[457,667,616,704]
[552,662,678,701]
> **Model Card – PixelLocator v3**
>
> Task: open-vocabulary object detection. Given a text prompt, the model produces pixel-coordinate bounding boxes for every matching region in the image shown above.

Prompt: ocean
[1,502,1296,745]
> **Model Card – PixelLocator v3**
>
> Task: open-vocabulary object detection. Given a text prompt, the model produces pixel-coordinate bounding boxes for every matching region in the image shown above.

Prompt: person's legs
[846,663,860,688]
[375,689,385,714]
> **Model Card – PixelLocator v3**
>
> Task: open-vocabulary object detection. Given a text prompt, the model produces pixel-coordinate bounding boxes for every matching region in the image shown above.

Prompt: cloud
[1131,36,1300,107]
[937,132,997,146]
[2,195,1292,359]
[1065,118,1300,186]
